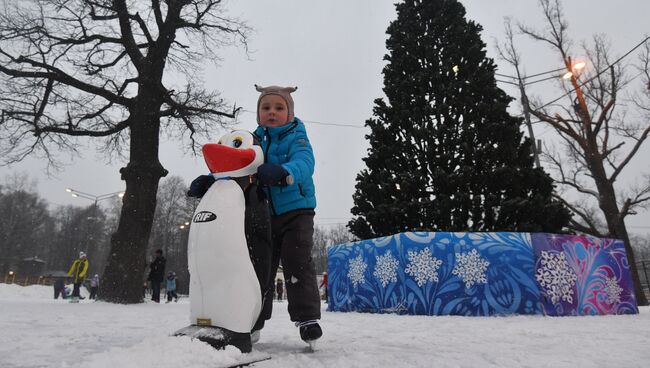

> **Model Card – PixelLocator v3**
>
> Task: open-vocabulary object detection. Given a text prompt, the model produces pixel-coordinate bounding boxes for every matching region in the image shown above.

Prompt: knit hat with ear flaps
[255,84,297,125]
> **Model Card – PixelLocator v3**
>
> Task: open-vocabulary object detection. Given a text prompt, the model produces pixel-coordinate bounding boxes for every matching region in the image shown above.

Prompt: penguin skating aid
[174,130,272,358]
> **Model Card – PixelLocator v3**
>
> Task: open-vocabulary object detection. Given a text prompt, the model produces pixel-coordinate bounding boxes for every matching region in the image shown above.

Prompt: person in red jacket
[319,272,328,303]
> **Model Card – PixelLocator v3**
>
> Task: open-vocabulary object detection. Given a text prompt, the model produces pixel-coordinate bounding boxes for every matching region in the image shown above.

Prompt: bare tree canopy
[0,0,249,303]
[499,0,650,305]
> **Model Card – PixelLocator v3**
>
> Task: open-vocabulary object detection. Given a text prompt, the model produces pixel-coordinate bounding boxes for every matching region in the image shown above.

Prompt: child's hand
[257,163,289,186]
[187,174,215,197]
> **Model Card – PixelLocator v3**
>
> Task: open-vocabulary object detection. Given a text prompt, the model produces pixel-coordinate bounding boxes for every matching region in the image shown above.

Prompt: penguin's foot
[173,325,252,353]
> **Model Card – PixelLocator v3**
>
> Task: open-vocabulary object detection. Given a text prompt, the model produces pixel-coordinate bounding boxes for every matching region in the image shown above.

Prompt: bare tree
[0,1,248,302]
[147,175,195,293]
[48,204,110,274]
[313,224,356,274]
[0,175,53,274]
[500,0,650,305]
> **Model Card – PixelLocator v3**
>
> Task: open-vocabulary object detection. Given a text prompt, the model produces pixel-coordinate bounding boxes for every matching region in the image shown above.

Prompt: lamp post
[64,188,125,266]
[496,61,587,168]
[65,188,125,207]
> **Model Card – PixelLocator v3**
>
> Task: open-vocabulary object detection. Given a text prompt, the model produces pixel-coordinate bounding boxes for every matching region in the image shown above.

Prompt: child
[166,271,179,303]
[188,84,322,344]
[89,274,100,300]
[252,85,321,343]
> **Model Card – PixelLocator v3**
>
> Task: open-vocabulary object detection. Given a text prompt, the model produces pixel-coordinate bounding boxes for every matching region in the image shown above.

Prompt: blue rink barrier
[327,232,638,316]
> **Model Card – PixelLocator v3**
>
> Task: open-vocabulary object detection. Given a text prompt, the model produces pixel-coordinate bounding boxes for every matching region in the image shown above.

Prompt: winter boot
[296,320,322,342]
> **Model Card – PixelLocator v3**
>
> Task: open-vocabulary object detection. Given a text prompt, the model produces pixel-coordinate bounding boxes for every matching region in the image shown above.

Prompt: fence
[2,273,59,287]
[638,260,650,300]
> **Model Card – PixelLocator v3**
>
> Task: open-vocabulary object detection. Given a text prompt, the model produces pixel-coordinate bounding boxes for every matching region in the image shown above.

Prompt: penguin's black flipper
[240,178,273,331]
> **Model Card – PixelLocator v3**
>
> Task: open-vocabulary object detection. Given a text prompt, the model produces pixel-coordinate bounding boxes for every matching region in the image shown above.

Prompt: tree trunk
[590,155,649,306]
[100,106,168,303]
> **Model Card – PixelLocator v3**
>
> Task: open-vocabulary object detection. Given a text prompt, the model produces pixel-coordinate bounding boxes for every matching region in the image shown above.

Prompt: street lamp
[5,271,16,284]
[496,60,587,168]
[65,188,125,256]
[65,188,125,206]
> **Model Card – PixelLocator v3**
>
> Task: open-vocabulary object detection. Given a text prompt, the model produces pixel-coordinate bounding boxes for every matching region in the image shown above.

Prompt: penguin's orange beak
[202,144,256,174]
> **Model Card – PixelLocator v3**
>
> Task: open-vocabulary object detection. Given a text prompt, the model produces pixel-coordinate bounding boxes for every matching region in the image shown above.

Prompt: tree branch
[0,49,131,106]
[113,0,145,70]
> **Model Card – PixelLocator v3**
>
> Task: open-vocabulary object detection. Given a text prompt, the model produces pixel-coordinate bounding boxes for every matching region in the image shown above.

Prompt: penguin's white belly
[188,179,261,333]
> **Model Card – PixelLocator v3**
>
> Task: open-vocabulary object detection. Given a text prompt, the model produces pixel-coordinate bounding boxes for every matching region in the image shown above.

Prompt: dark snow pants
[54,286,64,299]
[72,282,82,298]
[260,209,321,323]
[89,286,98,299]
[151,281,161,302]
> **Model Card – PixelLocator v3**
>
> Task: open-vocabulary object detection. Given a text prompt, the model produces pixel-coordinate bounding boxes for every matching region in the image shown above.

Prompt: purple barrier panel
[531,233,638,316]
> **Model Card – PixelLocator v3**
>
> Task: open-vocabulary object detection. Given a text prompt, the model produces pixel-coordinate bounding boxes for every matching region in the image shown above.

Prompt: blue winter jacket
[254,118,317,215]
[166,277,176,291]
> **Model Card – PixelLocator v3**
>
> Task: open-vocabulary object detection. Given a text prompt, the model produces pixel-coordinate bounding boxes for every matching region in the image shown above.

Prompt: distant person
[67,251,89,300]
[147,249,166,303]
[63,285,71,299]
[53,278,66,299]
[319,272,328,303]
[166,271,179,303]
[89,274,100,300]
[276,278,284,301]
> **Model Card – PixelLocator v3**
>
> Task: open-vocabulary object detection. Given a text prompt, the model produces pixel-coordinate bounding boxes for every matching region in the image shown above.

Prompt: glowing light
[573,61,586,71]
[452,65,460,73]
[180,225,185,229]
[562,71,573,80]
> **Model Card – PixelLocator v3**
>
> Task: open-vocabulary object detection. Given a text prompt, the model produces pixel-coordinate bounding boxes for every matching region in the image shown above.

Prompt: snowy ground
[1,284,649,368]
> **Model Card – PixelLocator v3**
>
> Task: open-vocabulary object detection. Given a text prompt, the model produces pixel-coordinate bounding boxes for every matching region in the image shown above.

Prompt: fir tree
[348,0,570,239]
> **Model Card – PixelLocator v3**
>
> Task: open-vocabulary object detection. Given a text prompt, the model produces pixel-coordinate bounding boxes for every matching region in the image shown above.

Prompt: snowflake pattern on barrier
[535,251,577,304]
[347,254,368,288]
[452,249,490,288]
[373,251,399,287]
[603,276,623,305]
[405,248,443,287]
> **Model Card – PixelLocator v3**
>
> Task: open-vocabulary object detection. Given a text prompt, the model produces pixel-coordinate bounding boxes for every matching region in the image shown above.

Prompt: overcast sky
[1,0,649,236]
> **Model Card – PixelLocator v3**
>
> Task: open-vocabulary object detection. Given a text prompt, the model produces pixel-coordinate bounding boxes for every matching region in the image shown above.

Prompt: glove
[187,174,215,198]
[257,163,289,186]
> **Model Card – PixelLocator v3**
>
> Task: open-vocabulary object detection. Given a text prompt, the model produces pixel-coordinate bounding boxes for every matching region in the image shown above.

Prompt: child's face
[259,95,289,127]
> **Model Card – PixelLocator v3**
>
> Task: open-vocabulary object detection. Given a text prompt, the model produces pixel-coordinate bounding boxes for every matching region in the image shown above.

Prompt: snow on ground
[1,284,649,368]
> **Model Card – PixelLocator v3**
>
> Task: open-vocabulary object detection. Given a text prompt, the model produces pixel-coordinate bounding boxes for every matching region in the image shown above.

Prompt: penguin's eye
[216,130,255,148]
[231,136,243,148]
